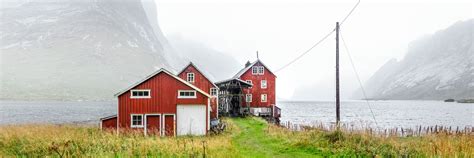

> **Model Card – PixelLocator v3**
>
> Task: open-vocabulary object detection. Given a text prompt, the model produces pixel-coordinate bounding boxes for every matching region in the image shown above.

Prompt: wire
[274,0,361,73]
[274,29,335,73]
[340,0,361,27]
[340,31,379,128]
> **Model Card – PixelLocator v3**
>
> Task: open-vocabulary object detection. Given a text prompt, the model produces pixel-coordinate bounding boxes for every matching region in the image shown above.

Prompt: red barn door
[164,115,175,136]
[146,115,161,136]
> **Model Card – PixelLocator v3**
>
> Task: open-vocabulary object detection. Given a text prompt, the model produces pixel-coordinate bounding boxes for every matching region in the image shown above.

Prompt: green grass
[0,117,472,157]
[231,118,320,157]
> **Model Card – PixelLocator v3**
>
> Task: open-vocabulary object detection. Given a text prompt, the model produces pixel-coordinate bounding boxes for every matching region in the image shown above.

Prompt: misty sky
[154,0,472,100]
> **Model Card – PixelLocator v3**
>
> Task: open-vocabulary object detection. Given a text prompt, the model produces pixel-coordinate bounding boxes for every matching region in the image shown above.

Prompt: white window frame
[258,66,264,75]
[246,80,252,85]
[246,94,252,102]
[131,114,144,128]
[187,73,195,83]
[210,88,218,97]
[178,90,197,99]
[130,89,151,99]
[252,66,258,75]
[261,94,267,102]
[261,80,267,89]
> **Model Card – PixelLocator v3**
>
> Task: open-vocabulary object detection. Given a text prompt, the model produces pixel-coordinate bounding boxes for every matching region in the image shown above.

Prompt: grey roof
[100,115,117,121]
[114,68,211,98]
[215,78,253,87]
[232,59,276,78]
[177,62,218,88]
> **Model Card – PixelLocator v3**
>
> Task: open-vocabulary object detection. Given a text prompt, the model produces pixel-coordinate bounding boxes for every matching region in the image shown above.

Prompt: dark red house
[216,59,279,120]
[234,59,277,116]
[177,62,219,119]
[101,68,211,136]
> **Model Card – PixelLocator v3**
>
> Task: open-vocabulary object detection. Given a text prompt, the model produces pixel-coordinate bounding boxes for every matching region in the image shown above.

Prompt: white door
[177,105,206,136]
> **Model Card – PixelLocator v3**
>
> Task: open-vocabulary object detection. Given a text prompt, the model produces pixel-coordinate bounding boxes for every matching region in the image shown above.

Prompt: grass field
[0,117,472,157]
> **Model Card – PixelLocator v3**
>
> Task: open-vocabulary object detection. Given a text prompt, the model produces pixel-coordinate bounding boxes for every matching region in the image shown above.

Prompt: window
[246,94,252,102]
[178,90,197,98]
[252,66,258,74]
[131,114,143,128]
[252,66,264,75]
[210,88,217,97]
[246,80,252,85]
[261,80,267,89]
[187,73,195,83]
[258,66,264,74]
[131,89,151,99]
[261,94,267,102]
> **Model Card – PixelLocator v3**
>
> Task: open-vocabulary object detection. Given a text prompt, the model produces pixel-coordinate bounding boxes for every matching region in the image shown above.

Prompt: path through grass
[231,117,319,157]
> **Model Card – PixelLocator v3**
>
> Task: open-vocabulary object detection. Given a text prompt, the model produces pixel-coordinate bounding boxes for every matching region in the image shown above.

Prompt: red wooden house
[100,68,211,136]
[177,62,219,119]
[234,59,277,116]
[216,59,280,120]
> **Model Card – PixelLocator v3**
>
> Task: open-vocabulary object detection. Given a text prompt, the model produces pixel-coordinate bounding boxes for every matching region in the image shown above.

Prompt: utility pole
[335,22,340,125]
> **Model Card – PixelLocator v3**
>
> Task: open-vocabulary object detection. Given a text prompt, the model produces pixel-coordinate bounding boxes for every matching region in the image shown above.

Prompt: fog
[154,0,472,100]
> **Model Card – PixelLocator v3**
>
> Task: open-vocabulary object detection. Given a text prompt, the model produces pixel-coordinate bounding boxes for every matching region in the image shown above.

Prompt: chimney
[245,61,251,67]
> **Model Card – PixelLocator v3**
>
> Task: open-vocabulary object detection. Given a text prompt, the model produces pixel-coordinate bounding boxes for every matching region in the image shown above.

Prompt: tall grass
[1,117,472,157]
[0,119,238,157]
[269,121,474,157]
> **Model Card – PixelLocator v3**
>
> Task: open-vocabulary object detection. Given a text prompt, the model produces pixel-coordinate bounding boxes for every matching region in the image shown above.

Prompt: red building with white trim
[216,59,280,119]
[235,60,277,116]
[177,62,219,119]
[101,68,212,136]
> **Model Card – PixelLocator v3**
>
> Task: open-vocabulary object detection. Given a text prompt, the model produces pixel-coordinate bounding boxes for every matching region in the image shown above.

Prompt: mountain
[167,35,241,82]
[0,0,175,100]
[354,19,474,100]
[0,0,241,101]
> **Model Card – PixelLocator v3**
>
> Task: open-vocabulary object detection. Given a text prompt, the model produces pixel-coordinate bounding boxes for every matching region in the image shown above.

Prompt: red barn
[234,59,277,116]
[177,62,219,119]
[100,68,211,136]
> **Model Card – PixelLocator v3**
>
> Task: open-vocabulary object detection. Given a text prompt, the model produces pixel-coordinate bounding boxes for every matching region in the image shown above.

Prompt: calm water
[0,100,473,129]
[0,100,116,125]
[279,100,474,129]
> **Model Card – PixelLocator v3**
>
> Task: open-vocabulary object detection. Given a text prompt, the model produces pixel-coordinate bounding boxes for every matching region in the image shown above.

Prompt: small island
[457,99,474,103]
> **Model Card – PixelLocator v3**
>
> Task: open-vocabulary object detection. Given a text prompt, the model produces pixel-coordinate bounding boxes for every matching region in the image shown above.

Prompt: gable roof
[232,59,276,78]
[178,62,218,88]
[114,68,211,98]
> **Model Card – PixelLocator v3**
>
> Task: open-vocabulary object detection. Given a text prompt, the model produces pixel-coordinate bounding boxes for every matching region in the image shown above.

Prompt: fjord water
[279,100,473,129]
[0,100,116,125]
[0,100,472,129]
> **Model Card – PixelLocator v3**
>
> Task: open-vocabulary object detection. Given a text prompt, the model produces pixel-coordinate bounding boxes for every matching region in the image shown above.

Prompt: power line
[339,31,379,128]
[340,0,361,27]
[274,0,361,73]
[274,29,335,73]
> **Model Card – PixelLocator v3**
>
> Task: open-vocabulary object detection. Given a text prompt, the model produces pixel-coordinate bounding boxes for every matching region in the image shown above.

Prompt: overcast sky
[154,0,472,100]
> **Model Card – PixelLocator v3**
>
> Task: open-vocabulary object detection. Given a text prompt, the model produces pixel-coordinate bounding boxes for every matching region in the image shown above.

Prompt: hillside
[354,19,474,100]
[0,0,240,100]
